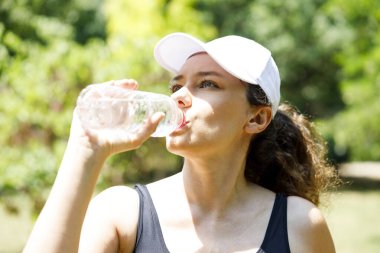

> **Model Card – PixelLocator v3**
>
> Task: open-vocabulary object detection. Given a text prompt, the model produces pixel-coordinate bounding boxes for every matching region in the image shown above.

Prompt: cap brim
[154,33,206,74]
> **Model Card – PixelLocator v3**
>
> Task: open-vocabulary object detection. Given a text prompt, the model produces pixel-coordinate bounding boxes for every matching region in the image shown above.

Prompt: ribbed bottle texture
[76,84,184,137]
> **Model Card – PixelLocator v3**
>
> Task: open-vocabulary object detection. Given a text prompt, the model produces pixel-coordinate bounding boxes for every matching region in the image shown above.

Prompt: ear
[245,106,272,134]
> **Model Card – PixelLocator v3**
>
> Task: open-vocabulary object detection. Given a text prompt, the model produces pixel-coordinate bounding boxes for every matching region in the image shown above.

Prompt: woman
[24,33,338,253]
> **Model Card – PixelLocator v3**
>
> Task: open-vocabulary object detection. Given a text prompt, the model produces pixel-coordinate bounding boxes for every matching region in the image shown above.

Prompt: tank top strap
[133,185,290,253]
[259,193,291,253]
[133,184,170,253]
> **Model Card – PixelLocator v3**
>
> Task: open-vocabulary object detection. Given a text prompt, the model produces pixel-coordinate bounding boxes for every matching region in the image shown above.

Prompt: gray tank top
[133,184,290,253]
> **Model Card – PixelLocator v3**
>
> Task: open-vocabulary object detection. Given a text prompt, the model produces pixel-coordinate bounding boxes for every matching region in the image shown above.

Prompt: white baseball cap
[154,32,281,117]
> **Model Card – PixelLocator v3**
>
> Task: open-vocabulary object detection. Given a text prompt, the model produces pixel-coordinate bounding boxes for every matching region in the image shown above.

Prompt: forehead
[180,53,234,78]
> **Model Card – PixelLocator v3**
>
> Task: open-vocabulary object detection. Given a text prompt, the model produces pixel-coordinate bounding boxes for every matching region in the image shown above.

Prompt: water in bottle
[76,84,185,137]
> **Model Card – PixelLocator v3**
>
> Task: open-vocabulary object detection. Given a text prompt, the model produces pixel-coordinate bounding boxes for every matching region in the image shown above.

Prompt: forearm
[23,141,107,253]
[23,82,162,252]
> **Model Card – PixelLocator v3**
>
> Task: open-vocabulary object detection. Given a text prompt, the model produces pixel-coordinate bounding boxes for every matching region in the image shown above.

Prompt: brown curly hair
[244,84,339,206]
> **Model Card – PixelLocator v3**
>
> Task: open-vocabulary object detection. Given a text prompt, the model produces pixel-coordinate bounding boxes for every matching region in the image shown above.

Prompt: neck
[181,143,251,214]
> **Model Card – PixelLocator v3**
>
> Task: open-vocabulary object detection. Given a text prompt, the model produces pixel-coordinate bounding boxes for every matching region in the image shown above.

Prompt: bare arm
[23,80,163,253]
[287,196,336,253]
[78,186,140,253]
[23,131,107,253]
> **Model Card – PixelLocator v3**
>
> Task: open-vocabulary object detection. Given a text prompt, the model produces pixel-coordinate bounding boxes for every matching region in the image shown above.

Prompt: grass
[323,180,380,253]
[0,195,34,253]
[1,183,379,253]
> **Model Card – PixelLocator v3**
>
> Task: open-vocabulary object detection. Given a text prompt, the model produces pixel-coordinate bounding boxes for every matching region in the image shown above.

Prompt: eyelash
[199,80,218,89]
[170,84,182,93]
[169,80,219,93]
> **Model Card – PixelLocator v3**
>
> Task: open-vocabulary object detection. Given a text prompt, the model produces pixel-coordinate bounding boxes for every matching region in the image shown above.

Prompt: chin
[166,135,214,158]
[165,136,186,154]
[165,135,200,158]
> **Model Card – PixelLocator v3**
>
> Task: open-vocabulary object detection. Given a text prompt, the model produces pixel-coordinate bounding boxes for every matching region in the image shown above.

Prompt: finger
[130,112,165,141]
[114,79,139,90]
[96,79,137,98]
[109,112,165,154]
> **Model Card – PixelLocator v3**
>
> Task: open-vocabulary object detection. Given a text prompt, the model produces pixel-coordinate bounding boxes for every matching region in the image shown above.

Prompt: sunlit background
[1,0,379,252]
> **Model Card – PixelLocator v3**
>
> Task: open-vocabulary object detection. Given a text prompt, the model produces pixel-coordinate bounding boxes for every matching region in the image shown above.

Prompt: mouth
[178,111,187,129]
[179,120,188,129]
[171,119,189,135]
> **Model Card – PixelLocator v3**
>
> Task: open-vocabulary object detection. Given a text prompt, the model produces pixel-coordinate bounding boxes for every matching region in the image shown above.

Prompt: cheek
[192,101,219,127]
[165,100,249,154]
[194,101,246,133]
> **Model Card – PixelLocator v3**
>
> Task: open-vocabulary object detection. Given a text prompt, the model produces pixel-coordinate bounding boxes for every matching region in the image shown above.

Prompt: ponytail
[244,84,339,206]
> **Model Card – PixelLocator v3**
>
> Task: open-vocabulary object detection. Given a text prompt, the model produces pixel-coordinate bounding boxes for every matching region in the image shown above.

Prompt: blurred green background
[0,0,379,252]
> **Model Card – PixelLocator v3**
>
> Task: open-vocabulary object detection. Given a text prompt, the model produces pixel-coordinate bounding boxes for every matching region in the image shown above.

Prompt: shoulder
[89,185,140,226]
[147,173,182,195]
[92,185,140,235]
[79,185,140,253]
[92,185,140,207]
[287,196,335,253]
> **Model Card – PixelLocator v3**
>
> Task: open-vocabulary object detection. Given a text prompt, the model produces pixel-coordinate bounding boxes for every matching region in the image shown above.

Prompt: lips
[178,111,187,128]
[171,113,189,135]
[179,119,188,129]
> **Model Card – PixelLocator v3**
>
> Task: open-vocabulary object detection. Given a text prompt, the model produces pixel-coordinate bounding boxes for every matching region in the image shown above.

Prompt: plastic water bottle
[75,84,185,137]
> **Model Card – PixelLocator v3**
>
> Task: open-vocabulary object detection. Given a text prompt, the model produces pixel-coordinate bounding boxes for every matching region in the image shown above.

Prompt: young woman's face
[166,53,254,157]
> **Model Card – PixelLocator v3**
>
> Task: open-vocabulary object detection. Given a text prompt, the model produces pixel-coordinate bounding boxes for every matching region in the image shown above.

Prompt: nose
[171,87,192,109]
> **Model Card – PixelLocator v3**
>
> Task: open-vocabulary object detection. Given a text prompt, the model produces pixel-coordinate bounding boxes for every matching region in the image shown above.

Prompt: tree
[196,0,380,162]
[196,0,345,118]
[92,0,217,189]
[318,0,380,161]
[0,0,215,214]
[0,0,108,213]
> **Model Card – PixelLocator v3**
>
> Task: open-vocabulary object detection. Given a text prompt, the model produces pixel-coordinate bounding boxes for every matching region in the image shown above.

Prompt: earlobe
[245,107,272,134]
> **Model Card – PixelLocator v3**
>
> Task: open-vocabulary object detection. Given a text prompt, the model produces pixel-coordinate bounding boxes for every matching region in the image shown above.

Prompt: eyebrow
[170,71,224,84]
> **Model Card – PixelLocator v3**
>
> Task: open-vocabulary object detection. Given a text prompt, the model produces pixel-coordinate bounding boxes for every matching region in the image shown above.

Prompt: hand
[69,79,164,159]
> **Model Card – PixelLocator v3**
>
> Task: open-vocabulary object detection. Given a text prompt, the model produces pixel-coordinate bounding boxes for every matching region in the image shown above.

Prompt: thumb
[108,112,165,155]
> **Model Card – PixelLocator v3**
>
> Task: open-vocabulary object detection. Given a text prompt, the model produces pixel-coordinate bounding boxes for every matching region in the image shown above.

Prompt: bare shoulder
[89,185,140,227]
[79,186,140,253]
[287,196,335,253]
[147,173,183,197]
[92,185,139,208]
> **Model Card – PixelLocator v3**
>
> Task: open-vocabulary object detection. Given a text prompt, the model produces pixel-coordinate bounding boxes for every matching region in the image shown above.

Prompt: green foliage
[197,0,380,161]
[0,37,108,212]
[103,0,216,88]
[0,0,106,45]
[197,0,344,118]
[94,0,216,190]
[0,0,111,213]
[1,0,380,216]
[319,0,380,161]
[0,0,215,214]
